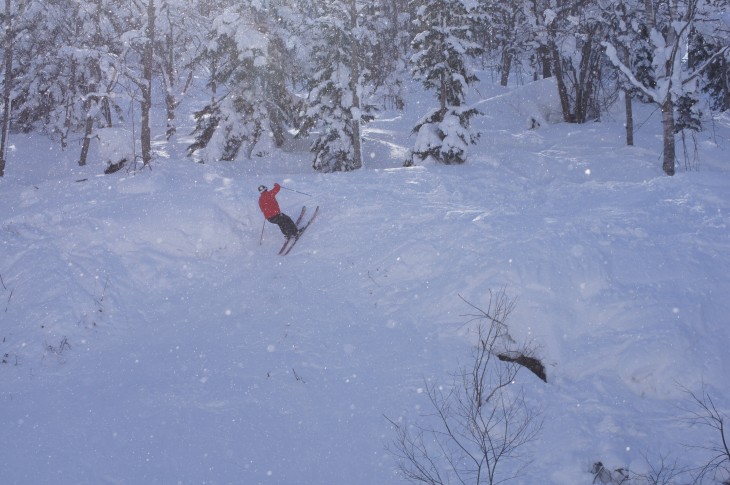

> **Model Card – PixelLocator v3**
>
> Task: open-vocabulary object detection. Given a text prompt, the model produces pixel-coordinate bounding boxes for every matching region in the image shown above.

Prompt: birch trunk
[661,98,676,175]
[619,45,633,146]
[140,0,155,166]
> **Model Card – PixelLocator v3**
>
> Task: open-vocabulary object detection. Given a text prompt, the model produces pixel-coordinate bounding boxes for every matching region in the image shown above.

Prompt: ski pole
[279,185,313,197]
[259,219,266,245]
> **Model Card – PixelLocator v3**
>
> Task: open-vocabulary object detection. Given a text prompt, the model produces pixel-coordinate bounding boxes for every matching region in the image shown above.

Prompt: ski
[277,206,307,255]
[282,206,319,256]
[294,205,307,226]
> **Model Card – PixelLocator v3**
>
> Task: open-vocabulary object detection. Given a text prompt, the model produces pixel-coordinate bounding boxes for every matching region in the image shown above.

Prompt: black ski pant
[268,213,298,238]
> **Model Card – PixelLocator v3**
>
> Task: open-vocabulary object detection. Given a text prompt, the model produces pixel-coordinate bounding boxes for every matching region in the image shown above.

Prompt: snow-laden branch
[682,45,730,86]
[601,41,658,102]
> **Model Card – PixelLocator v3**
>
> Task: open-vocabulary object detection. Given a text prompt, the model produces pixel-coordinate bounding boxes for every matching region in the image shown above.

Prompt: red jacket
[258,183,281,219]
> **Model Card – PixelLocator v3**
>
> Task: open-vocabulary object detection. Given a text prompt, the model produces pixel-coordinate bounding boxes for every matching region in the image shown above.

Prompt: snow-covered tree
[63,0,123,166]
[98,0,168,167]
[300,0,381,173]
[476,0,532,86]
[602,0,730,175]
[541,0,612,123]
[2,0,64,136]
[363,0,411,109]
[689,5,730,113]
[1,0,119,167]
[406,0,482,166]
[601,0,641,145]
[155,1,203,140]
[187,1,303,162]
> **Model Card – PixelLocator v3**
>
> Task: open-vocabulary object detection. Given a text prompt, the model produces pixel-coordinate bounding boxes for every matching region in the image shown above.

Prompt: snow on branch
[601,41,658,102]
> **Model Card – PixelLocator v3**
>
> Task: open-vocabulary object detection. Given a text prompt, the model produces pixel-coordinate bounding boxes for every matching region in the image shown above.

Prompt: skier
[258,183,299,238]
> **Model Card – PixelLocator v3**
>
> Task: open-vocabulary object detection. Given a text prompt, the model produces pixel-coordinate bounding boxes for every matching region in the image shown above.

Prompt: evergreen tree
[631,23,656,102]
[3,0,123,166]
[407,0,482,166]
[691,31,730,112]
[188,1,302,162]
[675,93,702,133]
[8,0,70,134]
[300,0,379,173]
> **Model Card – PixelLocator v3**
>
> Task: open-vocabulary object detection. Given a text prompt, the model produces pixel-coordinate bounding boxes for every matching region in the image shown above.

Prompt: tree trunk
[94,0,112,129]
[624,91,634,146]
[78,112,94,166]
[574,25,600,123]
[101,98,112,127]
[348,0,362,170]
[643,0,655,27]
[62,56,78,150]
[209,55,217,103]
[661,98,676,175]
[660,0,678,176]
[500,49,512,87]
[79,45,102,166]
[0,0,12,177]
[550,39,573,122]
[537,45,551,79]
[618,44,634,146]
[163,25,176,140]
[140,0,155,166]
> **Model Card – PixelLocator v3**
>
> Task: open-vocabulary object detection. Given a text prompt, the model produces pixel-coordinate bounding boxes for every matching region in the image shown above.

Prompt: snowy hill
[1,80,729,484]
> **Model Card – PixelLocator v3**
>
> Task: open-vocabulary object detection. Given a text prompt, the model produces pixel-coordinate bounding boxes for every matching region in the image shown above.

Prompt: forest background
[0,0,728,177]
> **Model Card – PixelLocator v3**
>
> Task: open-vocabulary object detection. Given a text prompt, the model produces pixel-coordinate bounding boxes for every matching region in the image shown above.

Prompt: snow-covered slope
[1,81,729,484]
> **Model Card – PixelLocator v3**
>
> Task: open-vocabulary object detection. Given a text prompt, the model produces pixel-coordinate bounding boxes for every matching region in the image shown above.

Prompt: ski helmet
[258,185,267,193]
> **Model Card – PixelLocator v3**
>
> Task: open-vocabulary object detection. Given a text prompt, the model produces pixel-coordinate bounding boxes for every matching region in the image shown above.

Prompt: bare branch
[680,385,730,484]
[386,291,543,484]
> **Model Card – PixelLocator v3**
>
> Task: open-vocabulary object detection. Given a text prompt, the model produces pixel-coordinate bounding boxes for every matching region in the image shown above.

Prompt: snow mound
[474,77,563,131]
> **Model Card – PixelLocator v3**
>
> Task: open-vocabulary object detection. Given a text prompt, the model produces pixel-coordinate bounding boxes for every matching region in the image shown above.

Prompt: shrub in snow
[408,106,480,165]
[387,290,543,484]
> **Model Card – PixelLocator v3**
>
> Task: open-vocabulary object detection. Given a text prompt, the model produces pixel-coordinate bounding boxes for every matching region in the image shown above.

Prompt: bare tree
[593,386,728,485]
[633,453,689,485]
[386,290,543,484]
[682,386,730,485]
